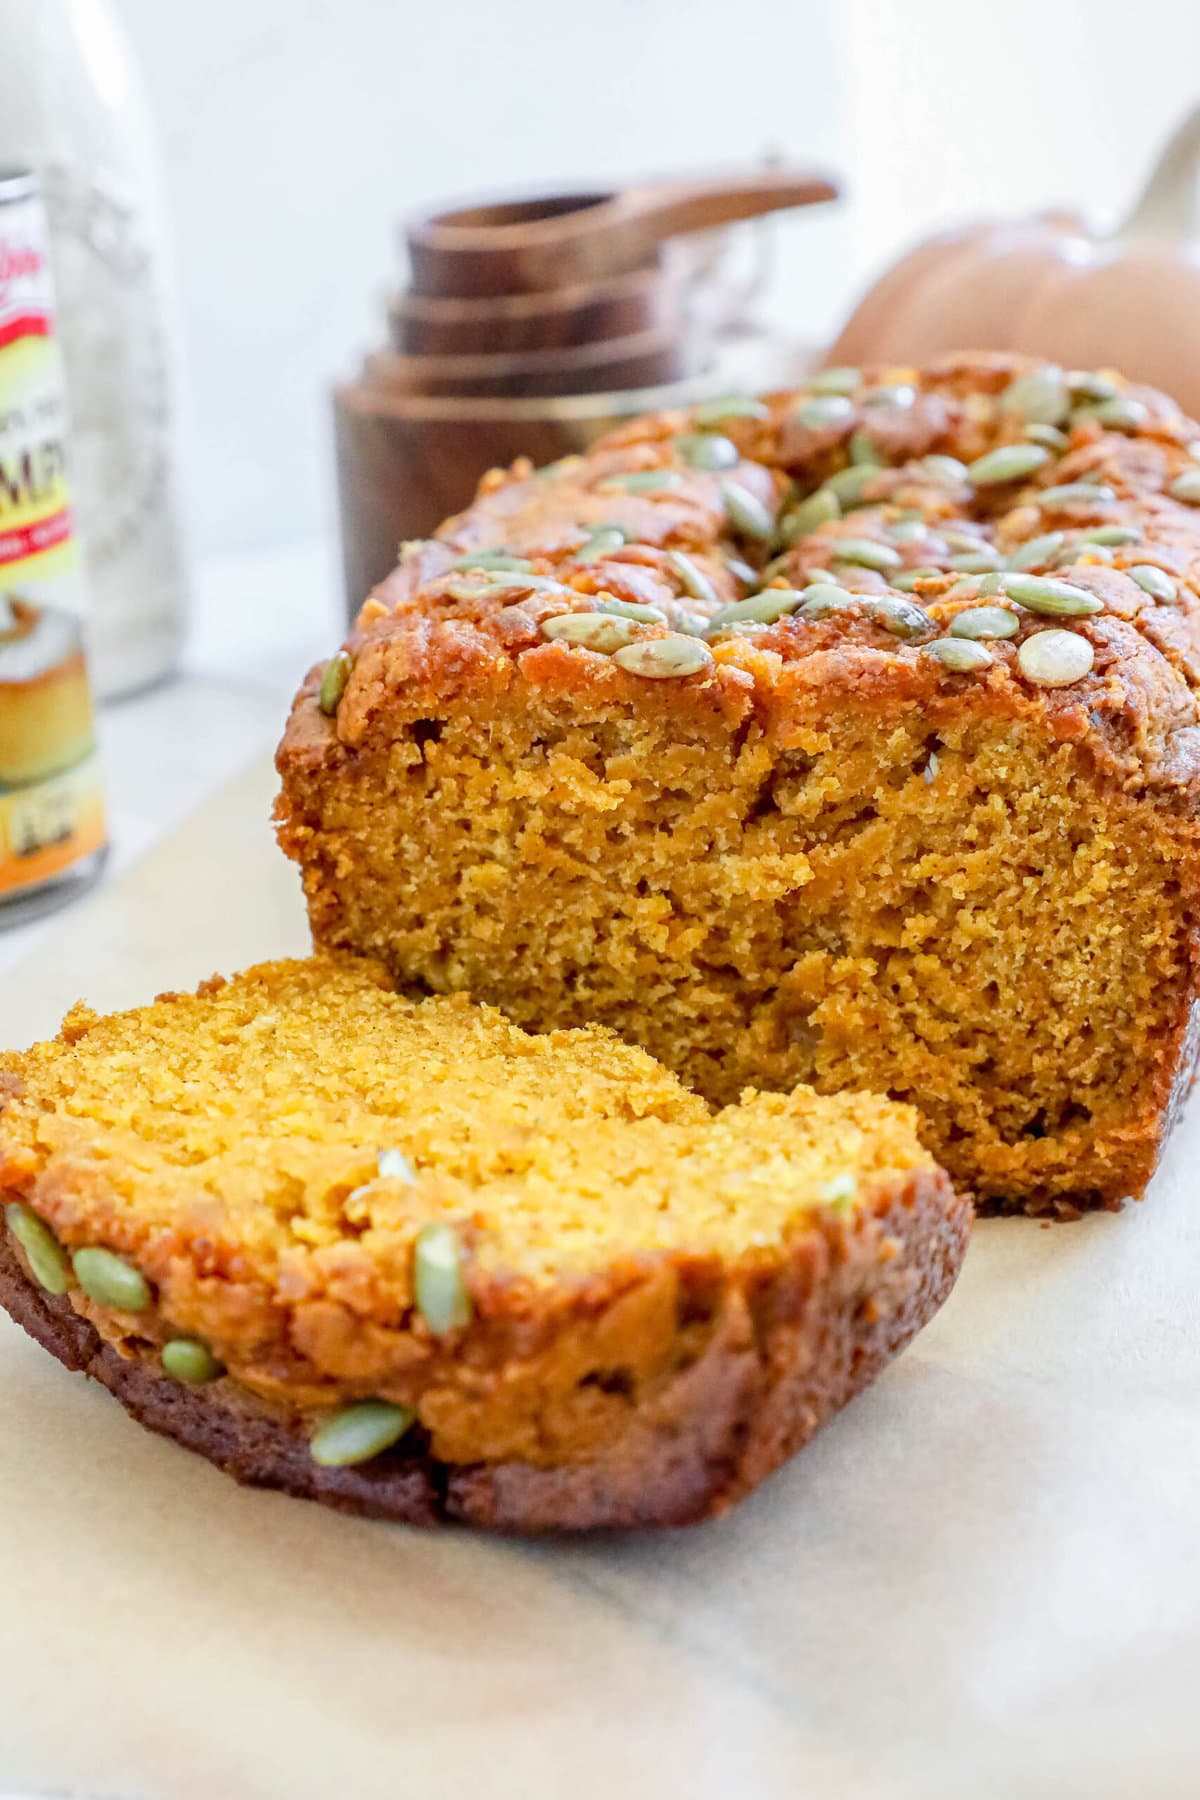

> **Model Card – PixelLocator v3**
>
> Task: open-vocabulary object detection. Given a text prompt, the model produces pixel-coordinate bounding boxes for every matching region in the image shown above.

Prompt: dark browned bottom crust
[0,1177,969,1531]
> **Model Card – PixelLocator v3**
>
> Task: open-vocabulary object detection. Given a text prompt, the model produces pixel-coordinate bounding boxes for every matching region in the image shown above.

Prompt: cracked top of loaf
[286,352,1200,799]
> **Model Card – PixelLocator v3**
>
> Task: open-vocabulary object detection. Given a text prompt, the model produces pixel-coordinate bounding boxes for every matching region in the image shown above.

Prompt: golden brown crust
[0,1165,968,1530]
[276,354,1200,1213]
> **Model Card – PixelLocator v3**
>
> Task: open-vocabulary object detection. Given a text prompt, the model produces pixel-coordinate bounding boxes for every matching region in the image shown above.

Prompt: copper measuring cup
[404,167,839,296]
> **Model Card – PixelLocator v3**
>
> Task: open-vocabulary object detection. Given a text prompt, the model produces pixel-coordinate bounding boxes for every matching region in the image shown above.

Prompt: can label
[0,174,105,905]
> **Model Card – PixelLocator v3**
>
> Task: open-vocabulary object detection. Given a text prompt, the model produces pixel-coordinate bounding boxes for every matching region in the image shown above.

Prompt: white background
[107,0,1200,565]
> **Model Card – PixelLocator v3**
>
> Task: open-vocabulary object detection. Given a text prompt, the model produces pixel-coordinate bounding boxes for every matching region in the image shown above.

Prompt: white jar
[0,0,187,697]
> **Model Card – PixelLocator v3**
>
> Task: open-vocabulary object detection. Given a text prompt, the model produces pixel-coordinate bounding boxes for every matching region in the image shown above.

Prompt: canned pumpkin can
[0,166,106,923]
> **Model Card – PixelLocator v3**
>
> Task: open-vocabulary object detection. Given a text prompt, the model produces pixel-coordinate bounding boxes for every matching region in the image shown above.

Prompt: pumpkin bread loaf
[277,353,1200,1216]
[0,955,968,1531]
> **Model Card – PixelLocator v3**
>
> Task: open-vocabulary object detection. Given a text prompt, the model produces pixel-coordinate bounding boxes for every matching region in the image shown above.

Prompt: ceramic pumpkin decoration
[827,107,1200,420]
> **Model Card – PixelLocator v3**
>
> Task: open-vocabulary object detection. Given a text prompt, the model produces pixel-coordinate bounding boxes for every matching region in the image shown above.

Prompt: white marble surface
[0,534,339,978]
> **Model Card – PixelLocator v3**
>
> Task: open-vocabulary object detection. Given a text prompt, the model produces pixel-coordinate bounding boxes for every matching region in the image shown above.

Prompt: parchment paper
[1,756,1198,1800]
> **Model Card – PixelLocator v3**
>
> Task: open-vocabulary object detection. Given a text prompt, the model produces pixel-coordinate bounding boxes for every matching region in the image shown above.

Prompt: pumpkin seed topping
[693,395,769,426]
[780,487,840,543]
[414,1223,473,1335]
[809,367,861,396]
[1169,469,1200,505]
[449,550,531,572]
[798,582,853,618]
[721,481,775,542]
[1001,573,1103,617]
[596,596,669,623]
[918,454,969,486]
[1025,423,1070,451]
[868,595,934,639]
[310,1400,416,1469]
[950,605,1020,641]
[1073,396,1147,432]
[1017,630,1095,686]
[725,556,759,588]
[1128,564,1178,602]
[888,519,931,546]
[597,469,682,494]
[541,613,642,653]
[5,1203,70,1296]
[664,551,717,609]
[575,524,630,562]
[968,443,1052,486]
[674,432,740,472]
[1066,370,1119,402]
[613,634,716,678]
[829,537,902,572]
[162,1339,222,1385]
[318,651,353,716]
[826,464,885,507]
[949,549,1006,574]
[709,589,806,630]
[795,394,855,430]
[1039,482,1117,509]
[72,1247,152,1313]
[892,567,940,592]
[1008,530,1066,570]
[865,383,916,409]
[1002,366,1070,426]
[1078,524,1141,547]
[927,636,994,672]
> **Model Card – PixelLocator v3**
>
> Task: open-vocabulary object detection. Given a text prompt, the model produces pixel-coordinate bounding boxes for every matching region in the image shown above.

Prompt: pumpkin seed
[780,487,840,543]
[693,395,769,426]
[414,1222,473,1333]
[1025,423,1070,451]
[1055,541,1113,567]
[1001,573,1103,617]
[798,582,852,618]
[826,464,884,507]
[892,567,940,592]
[721,481,775,542]
[475,573,562,595]
[725,556,759,588]
[541,613,642,653]
[829,537,902,572]
[596,596,669,623]
[72,1247,152,1313]
[1017,629,1095,686]
[318,651,353,716]
[888,519,930,546]
[613,634,715,678]
[1008,530,1066,570]
[868,596,933,639]
[865,383,916,409]
[927,637,994,672]
[597,469,682,494]
[794,394,855,430]
[377,1148,417,1182]
[310,1400,416,1468]
[161,1339,222,1385]
[574,525,629,561]
[949,550,1006,574]
[1038,482,1117,509]
[1129,564,1178,602]
[709,589,805,630]
[951,605,1020,641]
[808,366,861,396]
[5,1202,70,1296]
[918,454,969,486]
[666,550,718,608]
[1170,469,1200,505]
[675,432,740,472]
[1001,366,1070,426]
[975,571,1008,595]
[1073,396,1147,432]
[968,443,1051,486]
[1066,370,1119,402]
[449,550,531,572]
[760,553,794,583]
[849,431,882,466]
[1078,524,1141,547]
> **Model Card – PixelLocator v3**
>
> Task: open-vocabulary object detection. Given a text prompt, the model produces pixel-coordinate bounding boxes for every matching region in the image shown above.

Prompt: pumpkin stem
[1121,105,1200,239]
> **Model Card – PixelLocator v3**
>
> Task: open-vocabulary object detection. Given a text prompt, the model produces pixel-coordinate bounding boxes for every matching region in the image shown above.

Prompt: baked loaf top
[0,955,967,1526]
[294,352,1200,802]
